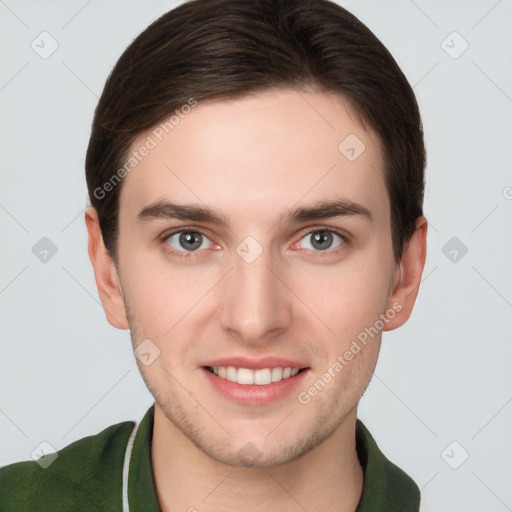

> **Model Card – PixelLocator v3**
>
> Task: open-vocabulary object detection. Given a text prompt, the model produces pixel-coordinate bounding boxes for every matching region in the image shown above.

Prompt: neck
[151,405,364,512]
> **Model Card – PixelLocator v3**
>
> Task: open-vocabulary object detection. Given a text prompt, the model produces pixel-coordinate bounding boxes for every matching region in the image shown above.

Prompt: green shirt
[0,404,420,511]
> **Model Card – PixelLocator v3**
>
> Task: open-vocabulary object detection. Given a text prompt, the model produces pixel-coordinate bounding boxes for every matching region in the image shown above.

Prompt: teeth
[271,367,283,382]
[254,368,272,385]
[226,366,237,381]
[209,366,301,385]
[237,368,254,385]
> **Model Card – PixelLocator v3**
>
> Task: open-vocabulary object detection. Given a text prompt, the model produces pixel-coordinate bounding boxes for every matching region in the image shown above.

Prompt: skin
[85,89,427,512]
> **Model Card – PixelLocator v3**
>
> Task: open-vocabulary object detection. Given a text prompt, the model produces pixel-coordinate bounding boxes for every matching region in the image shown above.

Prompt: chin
[196,436,315,469]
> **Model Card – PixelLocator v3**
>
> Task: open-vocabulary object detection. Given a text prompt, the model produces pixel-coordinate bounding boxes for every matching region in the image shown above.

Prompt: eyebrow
[136,197,372,227]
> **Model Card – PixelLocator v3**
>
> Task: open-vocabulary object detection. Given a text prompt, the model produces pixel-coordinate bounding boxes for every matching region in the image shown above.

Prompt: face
[105,89,405,467]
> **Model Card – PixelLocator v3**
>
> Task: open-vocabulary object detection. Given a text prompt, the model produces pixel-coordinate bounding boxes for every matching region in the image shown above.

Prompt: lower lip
[201,367,309,406]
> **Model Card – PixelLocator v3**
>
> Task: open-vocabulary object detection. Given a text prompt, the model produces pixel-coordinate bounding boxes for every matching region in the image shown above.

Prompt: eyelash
[159,227,350,260]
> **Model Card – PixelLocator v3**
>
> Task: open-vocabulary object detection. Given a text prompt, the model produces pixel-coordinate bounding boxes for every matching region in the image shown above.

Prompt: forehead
[119,89,387,227]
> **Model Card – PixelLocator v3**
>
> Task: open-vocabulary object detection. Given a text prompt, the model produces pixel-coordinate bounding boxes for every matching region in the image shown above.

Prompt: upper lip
[202,356,309,370]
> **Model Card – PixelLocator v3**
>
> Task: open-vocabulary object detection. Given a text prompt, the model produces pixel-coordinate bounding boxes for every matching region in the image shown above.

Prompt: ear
[85,206,129,330]
[383,216,428,331]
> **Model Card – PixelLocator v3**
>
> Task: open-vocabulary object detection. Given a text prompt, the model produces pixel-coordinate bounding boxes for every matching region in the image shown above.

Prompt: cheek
[121,250,214,341]
[297,255,392,342]
[130,278,182,339]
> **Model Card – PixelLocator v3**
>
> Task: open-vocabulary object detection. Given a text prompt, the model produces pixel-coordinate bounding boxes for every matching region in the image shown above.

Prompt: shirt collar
[127,404,161,511]
[354,418,420,511]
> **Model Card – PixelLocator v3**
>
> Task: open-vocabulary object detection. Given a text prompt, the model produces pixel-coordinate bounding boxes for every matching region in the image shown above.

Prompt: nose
[218,245,292,344]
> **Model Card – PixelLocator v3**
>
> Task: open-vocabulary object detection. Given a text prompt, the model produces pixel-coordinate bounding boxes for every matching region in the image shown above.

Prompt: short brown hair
[86,0,425,262]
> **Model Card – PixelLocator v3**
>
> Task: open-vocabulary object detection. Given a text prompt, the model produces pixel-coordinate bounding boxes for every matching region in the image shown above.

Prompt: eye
[161,227,347,259]
[297,229,346,252]
[165,230,213,253]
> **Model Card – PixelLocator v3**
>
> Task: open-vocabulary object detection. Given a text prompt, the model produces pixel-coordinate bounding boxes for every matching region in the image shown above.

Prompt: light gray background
[1,1,511,510]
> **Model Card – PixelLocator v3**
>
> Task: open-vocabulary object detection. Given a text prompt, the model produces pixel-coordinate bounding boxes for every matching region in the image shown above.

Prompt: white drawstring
[122,420,140,512]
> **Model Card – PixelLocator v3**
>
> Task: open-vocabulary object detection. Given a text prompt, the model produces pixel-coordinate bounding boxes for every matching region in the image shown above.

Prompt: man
[0,0,427,510]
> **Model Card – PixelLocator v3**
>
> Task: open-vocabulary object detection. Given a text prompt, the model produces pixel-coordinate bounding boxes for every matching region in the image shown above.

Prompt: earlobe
[384,216,428,331]
[84,206,129,330]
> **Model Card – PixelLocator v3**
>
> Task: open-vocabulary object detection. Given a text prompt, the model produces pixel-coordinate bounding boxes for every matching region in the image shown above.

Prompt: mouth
[201,361,310,405]
[204,365,306,385]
